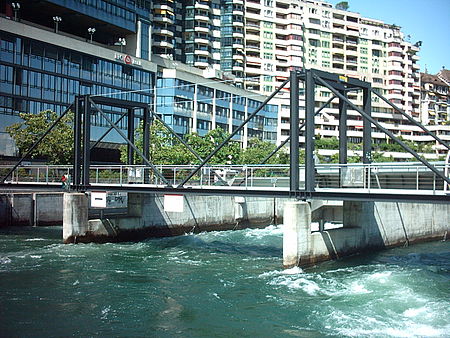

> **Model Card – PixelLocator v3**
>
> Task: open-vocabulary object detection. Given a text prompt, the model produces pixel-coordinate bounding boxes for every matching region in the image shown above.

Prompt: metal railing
[1,162,449,194]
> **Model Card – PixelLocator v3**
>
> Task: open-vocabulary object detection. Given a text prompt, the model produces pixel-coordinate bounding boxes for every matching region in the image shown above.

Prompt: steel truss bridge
[1,69,450,203]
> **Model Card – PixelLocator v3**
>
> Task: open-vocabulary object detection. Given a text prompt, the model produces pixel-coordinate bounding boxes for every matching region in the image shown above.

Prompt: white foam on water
[100,306,111,320]
[282,266,304,275]
[24,238,46,242]
[402,306,428,318]
[30,255,41,259]
[219,279,235,288]
[348,281,371,294]
[0,256,12,264]
[258,266,303,279]
[167,255,204,266]
[243,224,284,239]
[72,280,79,286]
[337,323,447,338]
[368,270,393,283]
[270,277,321,296]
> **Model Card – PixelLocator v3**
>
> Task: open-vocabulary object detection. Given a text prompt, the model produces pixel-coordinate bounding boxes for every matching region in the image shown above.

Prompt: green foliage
[372,152,395,163]
[241,138,289,165]
[315,136,339,150]
[6,110,74,164]
[121,123,244,165]
[335,1,349,10]
[185,128,242,165]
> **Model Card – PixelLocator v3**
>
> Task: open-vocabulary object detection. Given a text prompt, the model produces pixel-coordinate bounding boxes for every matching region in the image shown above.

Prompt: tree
[6,110,74,164]
[185,127,242,165]
[120,124,241,165]
[241,138,289,164]
[120,119,195,165]
[335,1,349,10]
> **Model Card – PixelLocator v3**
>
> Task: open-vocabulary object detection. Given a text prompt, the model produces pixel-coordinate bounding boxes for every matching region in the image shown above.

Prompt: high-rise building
[419,70,450,156]
[0,1,277,160]
[149,1,442,156]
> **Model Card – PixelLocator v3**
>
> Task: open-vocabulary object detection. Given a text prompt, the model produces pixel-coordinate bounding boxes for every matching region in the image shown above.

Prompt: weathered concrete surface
[288,201,450,267]
[283,201,311,268]
[69,194,291,242]
[63,193,89,244]
[0,193,64,227]
[0,193,34,226]
[35,193,64,226]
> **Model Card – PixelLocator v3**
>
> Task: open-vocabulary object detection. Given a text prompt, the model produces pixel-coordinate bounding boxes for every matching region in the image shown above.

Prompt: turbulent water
[0,225,449,337]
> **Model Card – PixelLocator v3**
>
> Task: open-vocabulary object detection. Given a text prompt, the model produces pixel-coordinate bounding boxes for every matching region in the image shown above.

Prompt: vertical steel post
[73,96,82,186]
[338,90,348,164]
[82,95,91,186]
[143,107,150,184]
[143,107,150,162]
[362,87,372,164]
[127,108,135,165]
[305,70,316,192]
[290,71,300,193]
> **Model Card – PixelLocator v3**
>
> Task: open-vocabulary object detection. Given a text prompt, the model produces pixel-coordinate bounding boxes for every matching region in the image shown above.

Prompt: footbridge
[1,162,450,203]
[1,69,450,265]
[1,69,450,203]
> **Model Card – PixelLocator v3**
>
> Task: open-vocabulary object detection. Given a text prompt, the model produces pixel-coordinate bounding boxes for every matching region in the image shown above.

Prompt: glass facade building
[156,77,277,144]
[0,4,278,159]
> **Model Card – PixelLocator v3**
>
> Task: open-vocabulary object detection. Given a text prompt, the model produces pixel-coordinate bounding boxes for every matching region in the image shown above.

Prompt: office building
[0,1,277,160]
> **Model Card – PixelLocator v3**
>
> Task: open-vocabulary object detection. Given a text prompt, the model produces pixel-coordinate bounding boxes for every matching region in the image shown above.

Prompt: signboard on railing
[341,167,365,187]
[128,167,144,183]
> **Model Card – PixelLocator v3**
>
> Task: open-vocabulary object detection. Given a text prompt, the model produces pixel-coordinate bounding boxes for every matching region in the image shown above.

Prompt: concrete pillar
[127,193,143,217]
[283,201,311,268]
[63,193,88,244]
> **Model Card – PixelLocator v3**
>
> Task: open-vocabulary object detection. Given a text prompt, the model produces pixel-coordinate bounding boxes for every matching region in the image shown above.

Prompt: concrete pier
[283,200,450,267]
[63,193,89,243]
[283,201,311,268]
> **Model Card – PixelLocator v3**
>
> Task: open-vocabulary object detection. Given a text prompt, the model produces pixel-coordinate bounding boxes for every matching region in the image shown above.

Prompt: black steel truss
[2,69,449,202]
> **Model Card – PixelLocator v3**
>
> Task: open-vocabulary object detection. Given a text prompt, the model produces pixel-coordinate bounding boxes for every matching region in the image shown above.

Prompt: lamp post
[88,27,96,43]
[53,16,62,33]
[11,2,20,21]
[117,37,126,53]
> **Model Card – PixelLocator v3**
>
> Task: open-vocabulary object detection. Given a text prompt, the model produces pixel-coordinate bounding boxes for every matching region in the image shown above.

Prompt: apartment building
[239,0,427,152]
[151,0,246,83]
[420,70,450,155]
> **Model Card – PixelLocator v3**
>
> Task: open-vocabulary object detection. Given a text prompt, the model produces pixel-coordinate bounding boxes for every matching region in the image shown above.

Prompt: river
[0,225,449,337]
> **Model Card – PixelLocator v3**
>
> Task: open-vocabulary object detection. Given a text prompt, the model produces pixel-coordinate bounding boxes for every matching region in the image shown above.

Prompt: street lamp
[116,37,126,53]
[87,27,96,43]
[52,16,62,33]
[11,2,20,21]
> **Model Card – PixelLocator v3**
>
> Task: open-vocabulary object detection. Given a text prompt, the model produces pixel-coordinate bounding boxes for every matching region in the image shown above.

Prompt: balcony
[153,14,174,24]
[153,40,174,49]
[152,28,174,37]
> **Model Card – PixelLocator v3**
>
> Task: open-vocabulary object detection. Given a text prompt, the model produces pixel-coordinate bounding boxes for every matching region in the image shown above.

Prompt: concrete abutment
[282,200,450,267]
[63,192,89,244]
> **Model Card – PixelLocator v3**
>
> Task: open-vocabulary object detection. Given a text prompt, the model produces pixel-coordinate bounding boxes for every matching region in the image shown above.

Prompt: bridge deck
[1,163,449,203]
[1,181,449,203]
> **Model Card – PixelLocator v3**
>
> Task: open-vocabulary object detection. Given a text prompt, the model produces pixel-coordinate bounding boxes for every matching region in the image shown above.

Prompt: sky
[326,0,450,74]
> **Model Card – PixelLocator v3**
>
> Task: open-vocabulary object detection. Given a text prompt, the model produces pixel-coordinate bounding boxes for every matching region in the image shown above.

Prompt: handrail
[1,163,448,194]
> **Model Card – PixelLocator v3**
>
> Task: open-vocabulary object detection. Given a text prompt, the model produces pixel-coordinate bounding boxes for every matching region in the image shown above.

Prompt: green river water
[0,225,449,337]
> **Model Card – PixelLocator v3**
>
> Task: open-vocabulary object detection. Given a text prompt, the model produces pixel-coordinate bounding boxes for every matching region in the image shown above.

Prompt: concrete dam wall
[283,200,450,267]
[64,193,291,243]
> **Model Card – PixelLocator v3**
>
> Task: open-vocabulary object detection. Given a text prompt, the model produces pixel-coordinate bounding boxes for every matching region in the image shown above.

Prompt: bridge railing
[1,162,448,193]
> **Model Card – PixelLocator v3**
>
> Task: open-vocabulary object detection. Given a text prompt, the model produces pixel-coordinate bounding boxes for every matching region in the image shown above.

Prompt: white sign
[91,191,107,208]
[114,53,142,66]
[164,194,184,213]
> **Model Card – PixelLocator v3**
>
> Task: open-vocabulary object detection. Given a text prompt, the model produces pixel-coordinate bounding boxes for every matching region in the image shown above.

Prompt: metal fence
[1,162,449,193]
